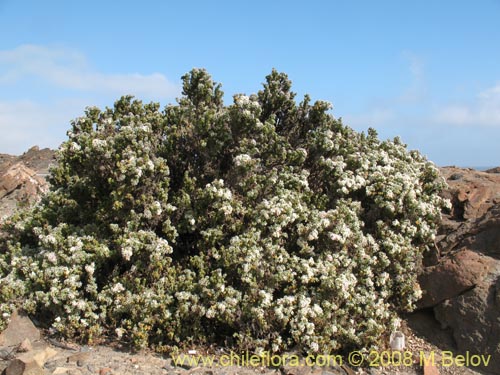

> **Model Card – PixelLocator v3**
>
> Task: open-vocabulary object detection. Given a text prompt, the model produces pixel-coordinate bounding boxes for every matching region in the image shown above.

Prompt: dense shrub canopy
[0,69,448,353]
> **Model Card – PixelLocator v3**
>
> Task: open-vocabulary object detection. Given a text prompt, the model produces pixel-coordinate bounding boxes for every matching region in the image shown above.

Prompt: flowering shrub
[0,69,448,353]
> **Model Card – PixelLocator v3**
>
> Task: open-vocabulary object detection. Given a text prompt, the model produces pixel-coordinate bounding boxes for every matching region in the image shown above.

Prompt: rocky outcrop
[418,249,492,308]
[414,166,500,374]
[0,146,54,220]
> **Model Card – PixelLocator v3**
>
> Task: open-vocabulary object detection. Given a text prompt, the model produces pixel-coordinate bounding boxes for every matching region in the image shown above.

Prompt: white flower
[115,328,124,338]
[310,342,319,352]
[122,247,133,261]
[85,263,95,275]
[92,139,107,149]
[46,252,57,264]
[308,229,319,241]
[234,154,252,167]
[111,283,125,294]
[69,142,81,152]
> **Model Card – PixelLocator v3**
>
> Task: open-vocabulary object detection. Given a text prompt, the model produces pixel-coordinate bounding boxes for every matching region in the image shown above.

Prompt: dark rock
[449,173,463,180]
[485,167,500,174]
[434,266,500,373]
[416,167,500,375]
[4,358,44,375]
[417,249,491,308]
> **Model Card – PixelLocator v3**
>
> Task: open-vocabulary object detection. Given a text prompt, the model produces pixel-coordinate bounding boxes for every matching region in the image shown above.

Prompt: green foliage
[0,68,448,353]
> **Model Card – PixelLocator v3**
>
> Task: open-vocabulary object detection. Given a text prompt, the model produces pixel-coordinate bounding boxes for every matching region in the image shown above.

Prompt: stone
[417,249,491,308]
[423,363,440,375]
[52,368,72,375]
[4,358,44,375]
[340,365,357,375]
[99,368,112,375]
[0,310,40,347]
[282,366,311,375]
[414,167,500,375]
[67,351,90,366]
[16,346,58,368]
[0,348,15,360]
[17,338,32,353]
[434,265,500,372]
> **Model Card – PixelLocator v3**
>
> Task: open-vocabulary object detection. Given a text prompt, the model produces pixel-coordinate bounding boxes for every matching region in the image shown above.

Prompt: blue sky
[1,0,500,166]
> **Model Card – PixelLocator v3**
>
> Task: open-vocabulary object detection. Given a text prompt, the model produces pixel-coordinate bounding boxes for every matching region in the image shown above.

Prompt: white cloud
[399,51,426,104]
[0,44,182,154]
[0,99,87,154]
[0,44,180,98]
[434,83,500,127]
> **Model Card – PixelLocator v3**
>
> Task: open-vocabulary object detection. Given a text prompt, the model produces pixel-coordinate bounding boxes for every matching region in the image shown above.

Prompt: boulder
[417,249,491,308]
[0,311,40,347]
[3,346,58,375]
[3,358,44,375]
[434,266,500,373]
[439,167,500,221]
[0,163,47,200]
[0,147,54,220]
[413,167,500,374]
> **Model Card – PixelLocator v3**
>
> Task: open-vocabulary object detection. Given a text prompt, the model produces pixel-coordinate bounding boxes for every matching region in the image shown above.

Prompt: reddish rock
[440,167,500,220]
[415,167,500,374]
[418,249,491,308]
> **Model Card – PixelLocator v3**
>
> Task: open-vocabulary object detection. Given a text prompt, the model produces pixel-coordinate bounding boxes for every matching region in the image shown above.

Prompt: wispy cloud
[0,44,180,98]
[0,99,87,154]
[433,83,500,127]
[343,51,424,130]
[0,44,181,154]
[399,51,426,104]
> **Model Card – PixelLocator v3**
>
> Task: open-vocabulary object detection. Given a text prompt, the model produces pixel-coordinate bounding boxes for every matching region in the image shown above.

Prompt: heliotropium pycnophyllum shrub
[0,68,449,353]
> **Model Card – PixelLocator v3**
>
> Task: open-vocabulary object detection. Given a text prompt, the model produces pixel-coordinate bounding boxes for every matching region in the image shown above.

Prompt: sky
[1,0,500,166]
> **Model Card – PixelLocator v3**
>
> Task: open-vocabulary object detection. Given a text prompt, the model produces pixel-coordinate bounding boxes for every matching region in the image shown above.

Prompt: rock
[0,147,55,220]
[340,365,356,375]
[422,363,439,375]
[440,167,500,221]
[0,348,15,360]
[282,366,311,375]
[485,167,500,174]
[52,368,72,375]
[417,249,491,308]
[456,206,500,259]
[16,346,58,368]
[67,351,90,366]
[17,338,32,353]
[413,167,500,375]
[0,163,47,200]
[99,368,112,375]
[0,310,40,347]
[434,265,500,373]
[43,360,58,371]
[4,358,44,375]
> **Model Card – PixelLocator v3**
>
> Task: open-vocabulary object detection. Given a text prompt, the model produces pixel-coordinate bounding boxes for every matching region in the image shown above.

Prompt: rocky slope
[410,166,500,374]
[0,146,55,220]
